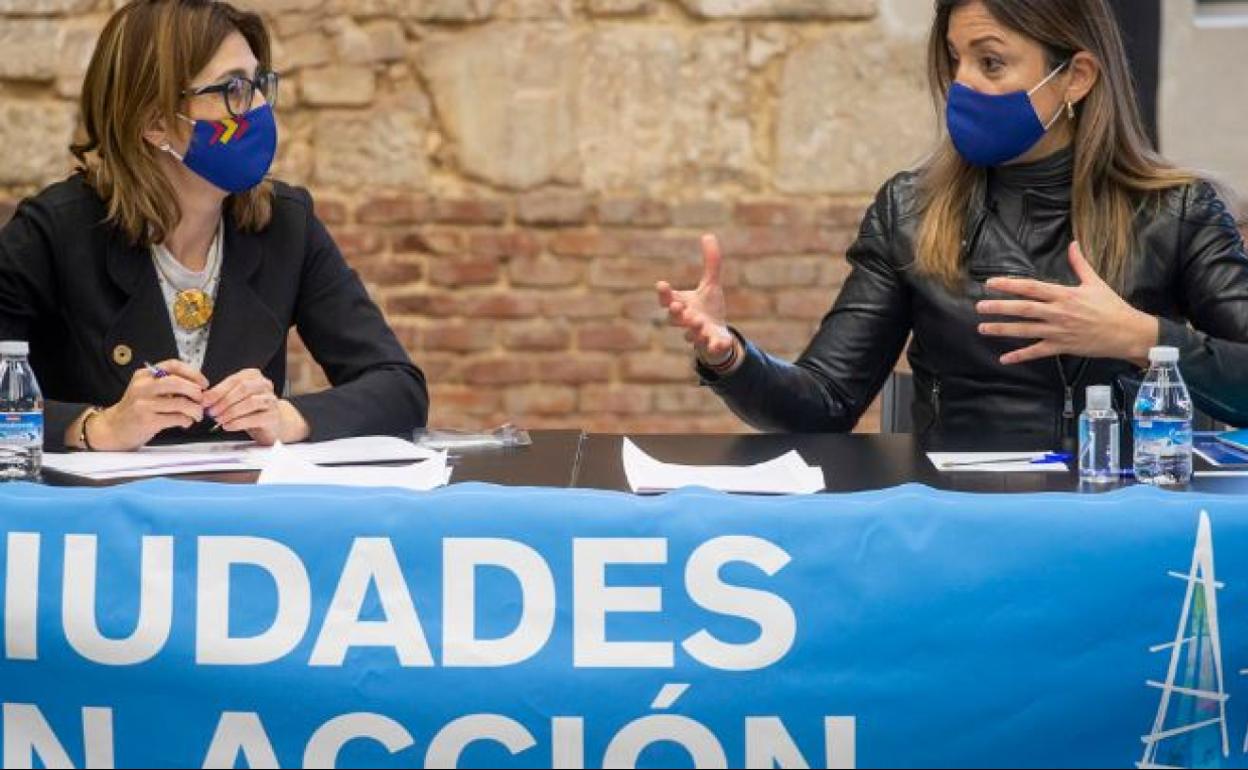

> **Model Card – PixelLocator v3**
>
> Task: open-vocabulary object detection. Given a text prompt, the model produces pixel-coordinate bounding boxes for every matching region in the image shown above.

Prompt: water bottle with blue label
[1133,346,1192,486]
[0,340,43,481]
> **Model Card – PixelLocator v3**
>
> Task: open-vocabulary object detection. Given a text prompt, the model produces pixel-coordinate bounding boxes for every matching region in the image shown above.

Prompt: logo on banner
[1138,511,1248,769]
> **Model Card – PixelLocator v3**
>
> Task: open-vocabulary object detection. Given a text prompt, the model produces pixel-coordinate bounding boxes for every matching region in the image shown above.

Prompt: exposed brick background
[289,191,871,432]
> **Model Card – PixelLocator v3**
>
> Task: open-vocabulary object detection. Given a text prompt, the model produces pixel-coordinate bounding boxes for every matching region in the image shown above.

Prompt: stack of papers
[622,438,825,495]
[927,452,1069,473]
[43,436,440,481]
[257,442,451,491]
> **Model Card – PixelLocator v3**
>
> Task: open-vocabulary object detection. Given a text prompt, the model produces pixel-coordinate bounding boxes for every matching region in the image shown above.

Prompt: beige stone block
[272,13,322,39]
[499,0,573,19]
[678,0,873,19]
[403,0,499,22]
[328,18,374,66]
[55,16,106,99]
[0,100,76,186]
[300,65,376,107]
[327,0,400,12]
[0,18,58,81]
[747,24,795,69]
[775,25,933,194]
[421,24,579,190]
[273,138,315,186]
[280,32,332,72]
[364,20,408,62]
[0,0,92,13]
[576,27,753,192]
[313,109,428,190]
[586,0,653,16]
[237,0,324,11]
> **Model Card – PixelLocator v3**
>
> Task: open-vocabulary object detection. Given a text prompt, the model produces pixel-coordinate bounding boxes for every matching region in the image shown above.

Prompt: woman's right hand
[656,234,737,366]
[88,359,208,450]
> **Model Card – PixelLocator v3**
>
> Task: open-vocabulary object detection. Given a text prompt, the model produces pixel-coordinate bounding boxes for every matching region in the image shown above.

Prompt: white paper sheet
[622,438,825,495]
[257,442,451,491]
[927,452,1069,473]
[43,436,440,480]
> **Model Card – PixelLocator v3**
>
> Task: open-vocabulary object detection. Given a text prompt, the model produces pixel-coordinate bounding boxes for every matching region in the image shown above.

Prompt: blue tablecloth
[2,479,1246,768]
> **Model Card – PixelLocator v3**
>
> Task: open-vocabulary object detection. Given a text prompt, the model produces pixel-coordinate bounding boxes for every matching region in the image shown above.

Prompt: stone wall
[0,1,941,434]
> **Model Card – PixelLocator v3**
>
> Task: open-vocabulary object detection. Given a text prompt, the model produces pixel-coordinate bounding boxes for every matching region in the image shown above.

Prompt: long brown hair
[917,0,1195,290]
[71,0,273,246]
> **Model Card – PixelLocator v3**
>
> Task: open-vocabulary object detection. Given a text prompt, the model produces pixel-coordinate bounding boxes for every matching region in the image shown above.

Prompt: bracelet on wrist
[79,407,105,451]
[704,340,740,374]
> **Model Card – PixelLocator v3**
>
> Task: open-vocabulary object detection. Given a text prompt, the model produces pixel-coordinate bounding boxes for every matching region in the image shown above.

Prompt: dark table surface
[38,429,1248,496]
[449,429,585,487]
[573,432,1248,495]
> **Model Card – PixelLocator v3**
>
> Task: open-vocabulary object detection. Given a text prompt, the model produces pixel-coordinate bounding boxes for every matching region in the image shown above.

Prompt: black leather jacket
[703,150,1248,446]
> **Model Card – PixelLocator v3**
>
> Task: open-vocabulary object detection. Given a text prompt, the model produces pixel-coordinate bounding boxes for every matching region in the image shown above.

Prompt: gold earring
[1066,100,1075,120]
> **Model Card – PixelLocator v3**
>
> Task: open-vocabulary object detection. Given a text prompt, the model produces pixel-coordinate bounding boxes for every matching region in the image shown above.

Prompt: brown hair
[71,0,273,246]
[917,0,1196,290]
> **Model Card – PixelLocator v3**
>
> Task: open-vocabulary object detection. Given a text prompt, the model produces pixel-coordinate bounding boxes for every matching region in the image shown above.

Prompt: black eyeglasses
[183,70,279,118]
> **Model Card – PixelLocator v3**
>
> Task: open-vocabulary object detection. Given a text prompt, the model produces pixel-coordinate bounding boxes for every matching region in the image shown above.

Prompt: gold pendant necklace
[153,231,219,331]
[172,289,214,331]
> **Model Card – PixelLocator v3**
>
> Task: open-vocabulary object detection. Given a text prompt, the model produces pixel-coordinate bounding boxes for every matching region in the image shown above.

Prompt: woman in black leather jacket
[657,0,1248,446]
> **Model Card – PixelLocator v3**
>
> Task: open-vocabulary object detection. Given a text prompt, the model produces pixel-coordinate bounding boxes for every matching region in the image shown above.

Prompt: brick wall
[298,190,870,433]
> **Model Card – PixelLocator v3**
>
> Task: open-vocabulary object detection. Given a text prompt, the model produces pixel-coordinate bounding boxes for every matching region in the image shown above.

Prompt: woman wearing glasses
[0,0,428,451]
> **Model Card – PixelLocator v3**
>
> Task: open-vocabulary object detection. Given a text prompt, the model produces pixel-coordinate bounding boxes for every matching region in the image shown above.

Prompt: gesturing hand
[656,234,736,365]
[977,241,1159,367]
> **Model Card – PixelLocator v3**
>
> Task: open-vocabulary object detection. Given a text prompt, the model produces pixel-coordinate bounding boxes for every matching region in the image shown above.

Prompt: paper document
[43,436,440,480]
[257,442,451,491]
[622,438,824,495]
[927,452,1069,473]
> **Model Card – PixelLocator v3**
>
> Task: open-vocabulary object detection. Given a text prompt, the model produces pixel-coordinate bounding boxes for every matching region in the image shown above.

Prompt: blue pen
[939,452,1072,469]
[1030,452,1072,465]
[143,361,168,379]
[144,360,221,432]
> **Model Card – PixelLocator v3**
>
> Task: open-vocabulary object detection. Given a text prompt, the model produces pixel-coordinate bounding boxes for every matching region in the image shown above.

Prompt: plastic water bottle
[1079,385,1120,483]
[1133,346,1192,486]
[0,340,43,481]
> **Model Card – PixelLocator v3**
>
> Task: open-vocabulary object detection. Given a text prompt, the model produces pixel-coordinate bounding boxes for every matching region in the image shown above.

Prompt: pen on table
[939,452,1072,470]
[144,360,223,432]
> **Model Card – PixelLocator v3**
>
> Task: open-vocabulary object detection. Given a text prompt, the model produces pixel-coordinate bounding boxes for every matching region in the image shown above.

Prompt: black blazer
[0,174,428,450]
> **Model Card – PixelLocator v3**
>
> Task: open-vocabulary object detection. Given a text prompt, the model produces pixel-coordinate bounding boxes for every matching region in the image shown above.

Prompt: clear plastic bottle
[1079,385,1120,483]
[1133,346,1193,486]
[0,340,43,481]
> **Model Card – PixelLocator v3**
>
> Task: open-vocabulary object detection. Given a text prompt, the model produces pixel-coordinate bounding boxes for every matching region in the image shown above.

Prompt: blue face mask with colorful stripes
[164,102,277,194]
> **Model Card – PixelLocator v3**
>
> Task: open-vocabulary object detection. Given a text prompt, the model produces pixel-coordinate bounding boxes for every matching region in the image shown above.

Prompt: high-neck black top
[987,145,1076,282]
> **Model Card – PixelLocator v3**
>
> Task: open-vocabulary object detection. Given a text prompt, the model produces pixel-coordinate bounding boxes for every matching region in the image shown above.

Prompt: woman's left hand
[202,369,310,445]
[977,241,1159,367]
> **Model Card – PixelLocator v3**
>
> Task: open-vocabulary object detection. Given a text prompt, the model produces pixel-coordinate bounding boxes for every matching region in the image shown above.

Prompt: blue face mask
[945,61,1069,168]
[163,102,277,193]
